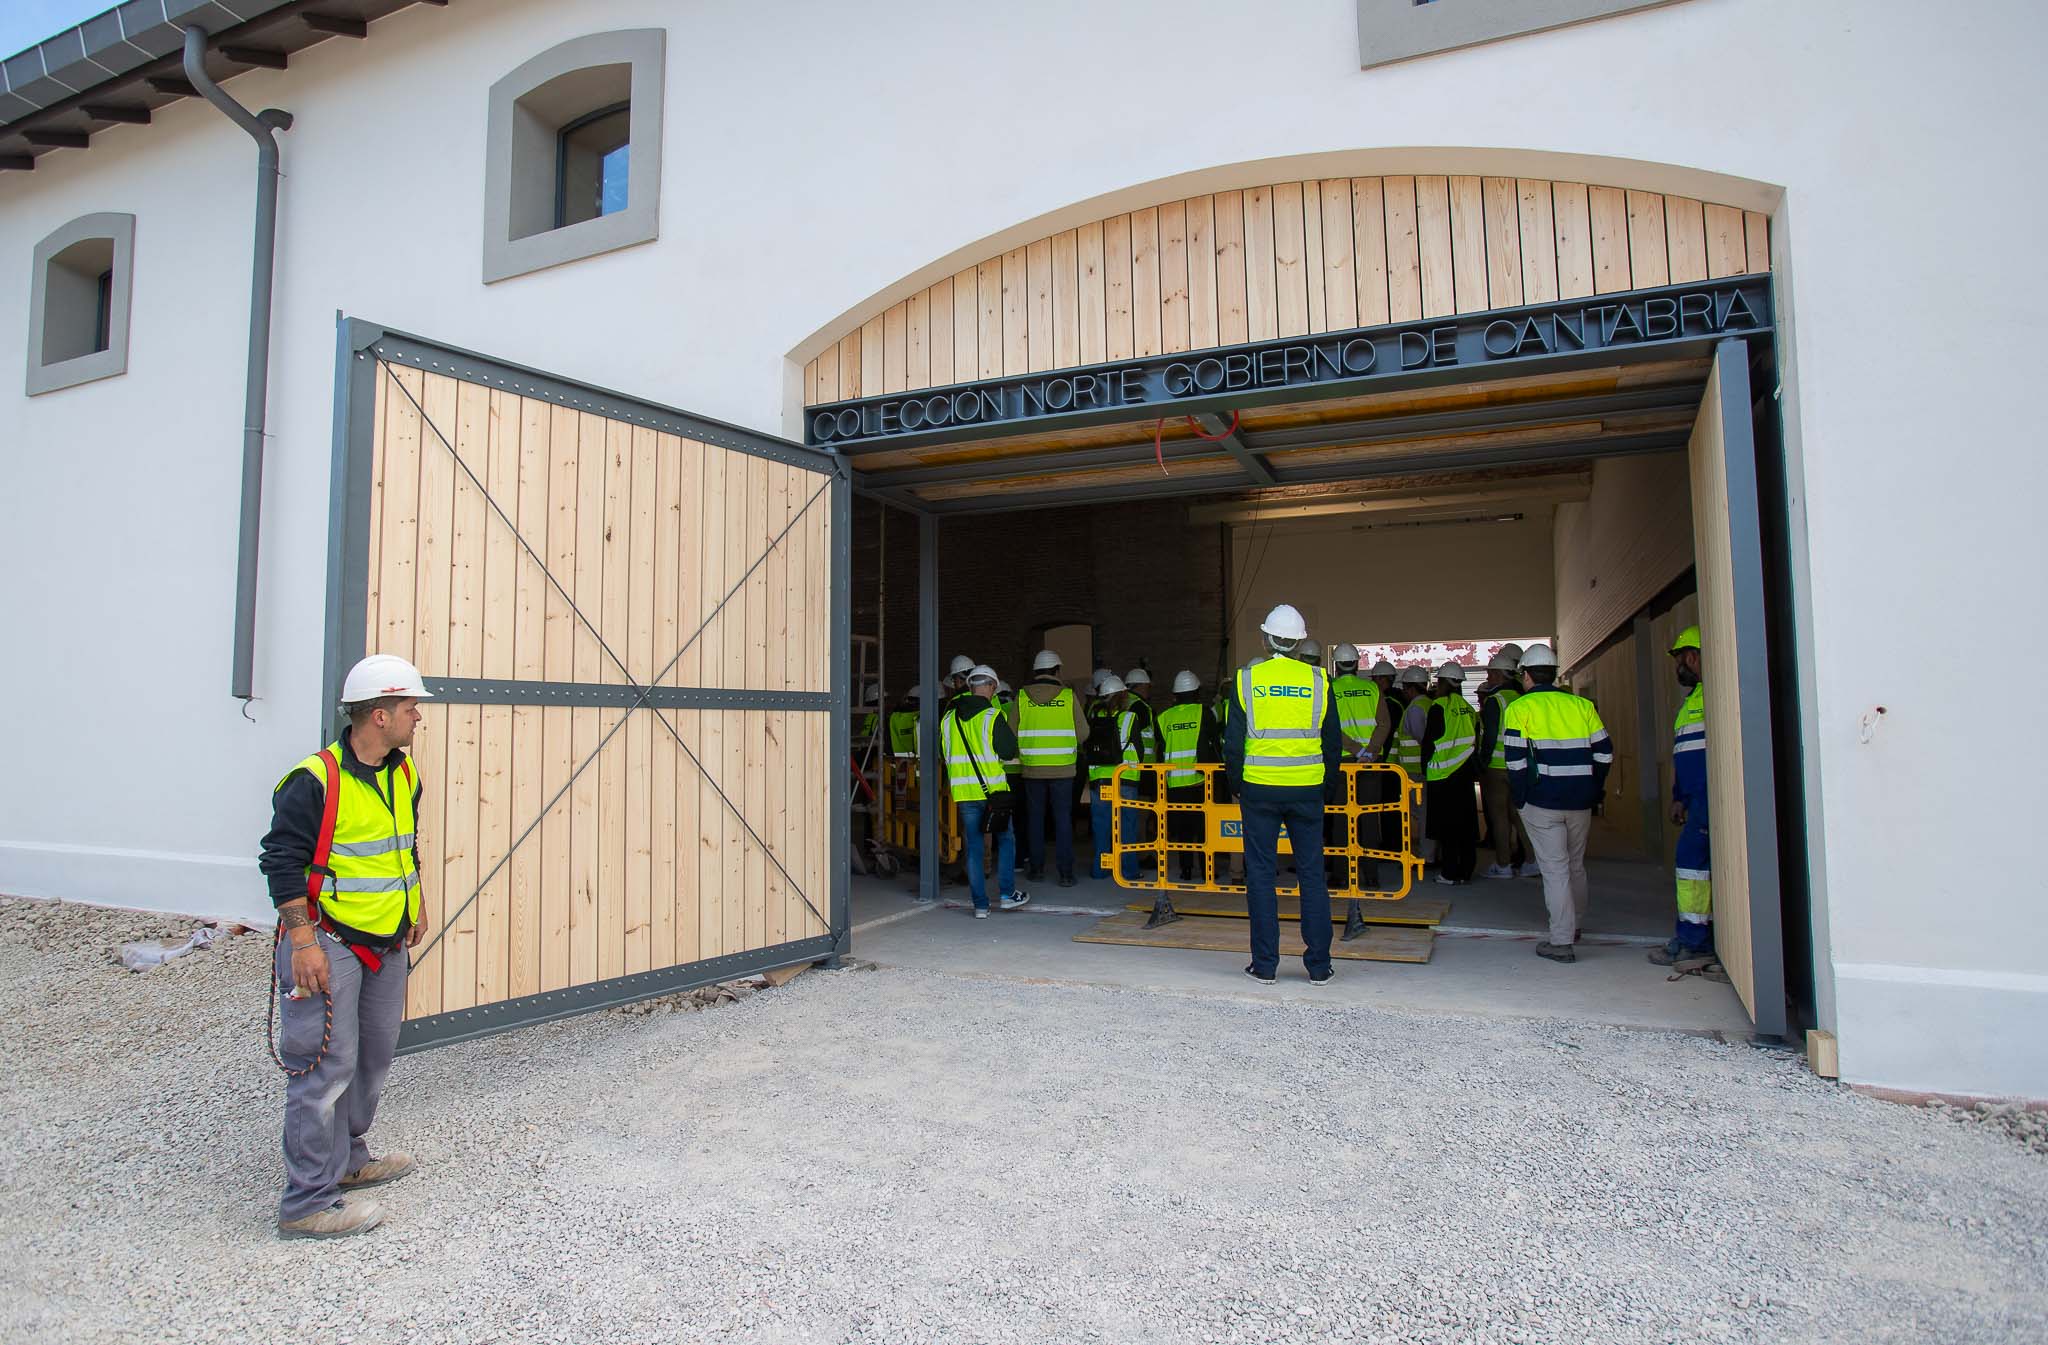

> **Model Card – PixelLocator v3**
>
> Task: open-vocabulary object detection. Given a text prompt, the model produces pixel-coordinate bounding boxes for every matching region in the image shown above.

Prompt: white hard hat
[1332,643,1360,666]
[341,654,432,705]
[1368,660,1397,678]
[1098,674,1127,696]
[1172,670,1200,693]
[997,679,1012,695]
[1125,667,1152,686]
[1260,603,1308,641]
[968,664,999,686]
[1297,638,1323,661]
[948,654,975,677]
[1499,643,1524,664]
[1397,666,1430,687]
[1487,649,1519,672]
[1090,669,1111,694]
[1519,643,1560,669]
[1032,649,1061,672]
[1435,661,1465,682]
[906,684,923,699]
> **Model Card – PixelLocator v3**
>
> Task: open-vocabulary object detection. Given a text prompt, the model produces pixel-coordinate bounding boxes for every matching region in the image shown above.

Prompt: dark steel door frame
[326,316,851,1052]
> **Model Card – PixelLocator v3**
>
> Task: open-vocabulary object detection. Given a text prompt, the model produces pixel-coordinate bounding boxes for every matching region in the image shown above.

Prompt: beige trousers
[1518,803,1590,945]
[1481,768,1531,869]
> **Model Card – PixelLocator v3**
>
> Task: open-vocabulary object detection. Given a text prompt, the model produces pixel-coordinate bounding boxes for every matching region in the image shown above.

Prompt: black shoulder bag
[954,711,1014,833]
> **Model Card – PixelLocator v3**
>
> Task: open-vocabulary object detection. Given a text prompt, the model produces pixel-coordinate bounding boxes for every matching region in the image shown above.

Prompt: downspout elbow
[182,27,292,707]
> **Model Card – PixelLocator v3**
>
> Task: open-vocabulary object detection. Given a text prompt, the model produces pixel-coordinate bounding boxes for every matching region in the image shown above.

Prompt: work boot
[1025,866,1044,883]
[1648,938,1685,966]
[1534,942,1577,963]
[1056,874,1077,889]
[340,1151,416,1190]
[277,1196,384,1240]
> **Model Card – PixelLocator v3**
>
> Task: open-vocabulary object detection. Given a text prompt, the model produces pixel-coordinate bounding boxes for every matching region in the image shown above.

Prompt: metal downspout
[182,26,293,705]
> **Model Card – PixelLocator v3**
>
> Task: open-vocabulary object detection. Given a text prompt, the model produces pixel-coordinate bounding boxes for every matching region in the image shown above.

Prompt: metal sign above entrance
[806,276,1770,451]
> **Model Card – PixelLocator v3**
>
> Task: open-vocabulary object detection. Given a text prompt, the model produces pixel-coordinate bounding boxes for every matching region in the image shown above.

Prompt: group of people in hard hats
[885,607,1714,977]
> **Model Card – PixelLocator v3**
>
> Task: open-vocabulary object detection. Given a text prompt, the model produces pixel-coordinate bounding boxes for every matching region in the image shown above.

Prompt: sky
[3,1,111,62]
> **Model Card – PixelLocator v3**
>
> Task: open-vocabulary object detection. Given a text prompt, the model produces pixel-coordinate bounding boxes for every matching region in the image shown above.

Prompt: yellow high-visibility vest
[1235,657,1327,788]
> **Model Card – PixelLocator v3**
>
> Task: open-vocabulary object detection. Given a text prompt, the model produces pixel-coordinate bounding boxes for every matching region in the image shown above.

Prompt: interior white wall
[1230,513,1557,662]
[1,0,2042,1096]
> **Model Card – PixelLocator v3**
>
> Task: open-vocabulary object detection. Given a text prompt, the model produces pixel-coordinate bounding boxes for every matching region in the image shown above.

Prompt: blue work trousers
[958,800,1016,911]
[1089,782,1141,880]
[1023,775,1076,880]
[1241,787,1333,978]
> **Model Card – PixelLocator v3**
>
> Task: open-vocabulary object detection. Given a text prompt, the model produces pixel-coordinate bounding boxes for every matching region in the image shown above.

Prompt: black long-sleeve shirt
[258,729,423,947]
[1222,662,1345,802]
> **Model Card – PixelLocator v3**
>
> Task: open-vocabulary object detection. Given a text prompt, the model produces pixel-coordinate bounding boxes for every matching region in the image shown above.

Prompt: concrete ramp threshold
[848,863,1754,1036]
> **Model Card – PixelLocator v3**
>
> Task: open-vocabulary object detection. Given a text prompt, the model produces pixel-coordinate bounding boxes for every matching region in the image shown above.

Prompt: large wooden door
[326,320,849,1050]
[1686,338,1786,1036]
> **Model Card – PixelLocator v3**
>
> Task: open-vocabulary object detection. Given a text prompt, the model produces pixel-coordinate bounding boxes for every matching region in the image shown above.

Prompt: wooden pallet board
[1124,893,1448,927]
[1077,911,1434,964]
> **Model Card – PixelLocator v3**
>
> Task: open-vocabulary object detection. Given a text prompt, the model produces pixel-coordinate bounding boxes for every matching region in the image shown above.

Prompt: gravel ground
[1,895,2044,1345]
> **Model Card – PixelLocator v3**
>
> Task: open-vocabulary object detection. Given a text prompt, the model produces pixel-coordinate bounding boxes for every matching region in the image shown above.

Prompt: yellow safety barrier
[878,757,962,872]
[1102,763,1423,932]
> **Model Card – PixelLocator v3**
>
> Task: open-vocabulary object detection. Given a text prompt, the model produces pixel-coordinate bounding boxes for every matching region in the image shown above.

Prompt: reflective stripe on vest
[279,742,421,939]
[1016,688,1079,767]
[1390,700,1424,780]
[941,707,1009,801]
[1156,703,1207,788]
[1427,695,1478,781]
[1236,658,1326,787]
[1501,692,1613,775]
[1485,686,1521,768]
[1331,674,1382,746]
[1673,684,1706,755]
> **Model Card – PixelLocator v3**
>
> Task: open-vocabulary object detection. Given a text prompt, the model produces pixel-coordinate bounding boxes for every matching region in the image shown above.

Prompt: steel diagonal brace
[382,365,835,964]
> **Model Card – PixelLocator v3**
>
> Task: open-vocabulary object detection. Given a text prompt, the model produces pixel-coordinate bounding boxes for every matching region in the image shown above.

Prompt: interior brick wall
[852,496,1230,701]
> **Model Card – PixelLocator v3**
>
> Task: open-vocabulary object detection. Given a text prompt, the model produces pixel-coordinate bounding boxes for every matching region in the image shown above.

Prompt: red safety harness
[303,747,416,974]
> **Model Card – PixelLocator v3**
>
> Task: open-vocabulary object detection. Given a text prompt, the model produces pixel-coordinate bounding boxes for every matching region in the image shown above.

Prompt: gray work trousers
[1517,803,1591,945]
[276,928,407,1222]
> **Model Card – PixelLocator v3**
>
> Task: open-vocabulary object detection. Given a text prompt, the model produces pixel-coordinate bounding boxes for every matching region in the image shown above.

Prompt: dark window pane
[556,104,630,228]
[94,268,114,354]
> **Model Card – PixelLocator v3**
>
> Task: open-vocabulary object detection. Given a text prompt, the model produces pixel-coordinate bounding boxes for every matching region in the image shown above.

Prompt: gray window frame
[26,211,136,396]
[1356,0,1695,70]
[482,29,666,285]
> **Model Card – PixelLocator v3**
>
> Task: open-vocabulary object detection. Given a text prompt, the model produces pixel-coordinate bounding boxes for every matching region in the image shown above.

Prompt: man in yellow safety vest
[1501,643,1614,963]
[257,654,432,1240]
[1157,670,1222,883]
[1225,604,1343,986]
[941,665,1030,919]
[1477,648,1534,880]
[1420,662,1482,885]
[1016,649,1087,888]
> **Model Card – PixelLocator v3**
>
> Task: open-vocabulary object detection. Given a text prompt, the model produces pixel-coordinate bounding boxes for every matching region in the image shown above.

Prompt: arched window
[26,212,134,396]
[482,30,665,283]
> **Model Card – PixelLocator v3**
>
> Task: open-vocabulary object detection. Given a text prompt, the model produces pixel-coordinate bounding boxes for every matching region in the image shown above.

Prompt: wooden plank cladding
[806,176,1770,406]
[366,363,834,1024]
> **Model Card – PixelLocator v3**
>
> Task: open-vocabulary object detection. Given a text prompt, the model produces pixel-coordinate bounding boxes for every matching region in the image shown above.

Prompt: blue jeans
[958,799,1016,910]
[1241,785,1332,977]
[1023,775,1076,879]
[1089,782,1141,880]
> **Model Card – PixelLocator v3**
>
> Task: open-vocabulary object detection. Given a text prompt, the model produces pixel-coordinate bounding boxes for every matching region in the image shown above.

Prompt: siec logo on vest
[1255,685,1312,699]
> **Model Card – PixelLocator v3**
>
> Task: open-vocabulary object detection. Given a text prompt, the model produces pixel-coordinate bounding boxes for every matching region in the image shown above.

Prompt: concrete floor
[847,857,1752,1036]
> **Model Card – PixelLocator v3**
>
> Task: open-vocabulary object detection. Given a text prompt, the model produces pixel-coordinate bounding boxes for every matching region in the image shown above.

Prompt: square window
[26,211,134,396]
[483,31,665,283]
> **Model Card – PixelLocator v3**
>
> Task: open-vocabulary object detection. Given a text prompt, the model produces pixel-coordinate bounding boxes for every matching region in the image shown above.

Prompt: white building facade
[1,0,2042,1096]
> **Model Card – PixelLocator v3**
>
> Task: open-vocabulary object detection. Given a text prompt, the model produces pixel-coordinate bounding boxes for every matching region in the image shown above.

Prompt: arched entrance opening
[820,160,1801,1041]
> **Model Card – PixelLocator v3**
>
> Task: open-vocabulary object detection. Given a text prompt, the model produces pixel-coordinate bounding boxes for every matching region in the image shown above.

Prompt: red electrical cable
[1154,410,1243,475]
